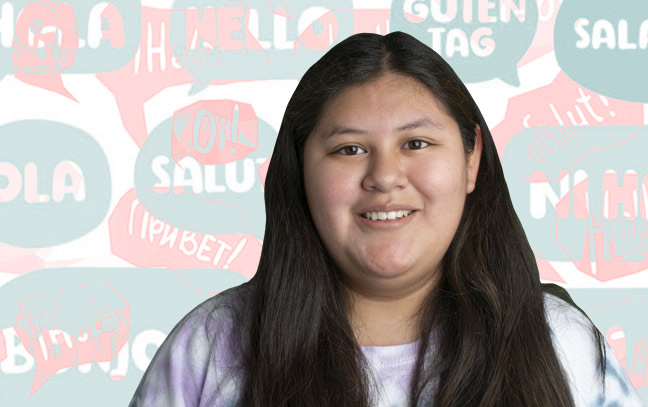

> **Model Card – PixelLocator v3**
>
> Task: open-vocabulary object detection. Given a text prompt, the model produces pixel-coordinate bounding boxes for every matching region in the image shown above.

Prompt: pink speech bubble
[108,188,261,280]
[171,100,258,165]
[491,71,644,156]
[13,283,129,395]
[12,0,78,101]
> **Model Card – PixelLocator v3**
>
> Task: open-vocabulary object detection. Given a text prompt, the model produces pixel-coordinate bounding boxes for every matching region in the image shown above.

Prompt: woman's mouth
[361,210,414,221]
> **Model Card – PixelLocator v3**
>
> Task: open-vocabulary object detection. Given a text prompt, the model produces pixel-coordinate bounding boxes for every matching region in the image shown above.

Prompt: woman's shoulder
[542,292,603,377]
[163,282,250,347]
[129,283,251,407]
[189,281,251,314]
[182,282,251,328]
[542,291,646,406]
[542,291,594,334]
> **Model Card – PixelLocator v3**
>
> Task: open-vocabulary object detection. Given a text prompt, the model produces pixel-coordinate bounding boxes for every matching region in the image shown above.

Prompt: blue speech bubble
[169,0,354,91]
[390,0,538,85]
[554,0,648,103]
[134,106,276,240]
[0,120,111,248]
[502,125,648,266]
[0,0,140,80]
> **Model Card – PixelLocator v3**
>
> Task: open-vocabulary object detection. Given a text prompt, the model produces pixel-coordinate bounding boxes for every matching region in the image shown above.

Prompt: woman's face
[303,74,481,297]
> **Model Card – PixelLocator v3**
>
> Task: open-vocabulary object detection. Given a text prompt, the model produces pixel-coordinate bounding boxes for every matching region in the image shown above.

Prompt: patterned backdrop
[0,0,647,405]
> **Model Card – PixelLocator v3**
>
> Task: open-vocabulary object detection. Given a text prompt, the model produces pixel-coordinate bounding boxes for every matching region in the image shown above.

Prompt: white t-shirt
[129,285,646,406]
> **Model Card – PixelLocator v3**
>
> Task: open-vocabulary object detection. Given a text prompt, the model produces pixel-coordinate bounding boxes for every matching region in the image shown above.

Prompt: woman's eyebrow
[396,117,443,132]
[321,125,367,140]
[321,117,443,140]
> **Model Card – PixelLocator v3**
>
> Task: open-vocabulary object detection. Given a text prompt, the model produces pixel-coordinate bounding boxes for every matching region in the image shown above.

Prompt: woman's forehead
[310,74,454,140]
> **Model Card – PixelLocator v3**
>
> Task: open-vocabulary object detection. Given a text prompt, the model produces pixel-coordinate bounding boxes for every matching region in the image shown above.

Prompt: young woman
[129,32,645,406]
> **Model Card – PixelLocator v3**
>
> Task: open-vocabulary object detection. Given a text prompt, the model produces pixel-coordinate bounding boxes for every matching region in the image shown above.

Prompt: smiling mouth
[361,210,415,221]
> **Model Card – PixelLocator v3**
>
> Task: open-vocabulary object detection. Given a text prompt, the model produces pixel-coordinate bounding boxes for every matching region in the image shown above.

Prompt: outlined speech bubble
[0,120,111,248]
[13,283,129,394]
[134,103,275,240]
[502,125,648,282]
[5,0,140,99]
[389,0,538,85]
[555,0,648,103]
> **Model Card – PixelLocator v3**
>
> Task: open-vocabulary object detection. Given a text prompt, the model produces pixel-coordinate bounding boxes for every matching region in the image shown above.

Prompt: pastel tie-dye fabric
[129,285,645,406]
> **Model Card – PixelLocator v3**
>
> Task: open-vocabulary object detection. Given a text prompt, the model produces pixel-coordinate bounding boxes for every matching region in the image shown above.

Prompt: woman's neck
[346,275,437,347]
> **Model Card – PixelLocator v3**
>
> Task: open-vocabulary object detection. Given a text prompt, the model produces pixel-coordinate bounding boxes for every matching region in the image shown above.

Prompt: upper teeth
[363,210,413,221]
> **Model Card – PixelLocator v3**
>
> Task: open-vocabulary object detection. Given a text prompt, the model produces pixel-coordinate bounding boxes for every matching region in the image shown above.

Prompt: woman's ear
[466,124,483,194]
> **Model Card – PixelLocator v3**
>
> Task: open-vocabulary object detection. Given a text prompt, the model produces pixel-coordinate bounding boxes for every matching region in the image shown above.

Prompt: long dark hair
[231,32,605,406]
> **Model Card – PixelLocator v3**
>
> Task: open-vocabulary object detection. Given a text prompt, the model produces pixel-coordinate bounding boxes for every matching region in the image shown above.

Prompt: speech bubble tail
[500,69,521,87]
[16,72,78,102]
[59,88,79,103]
[108,92,149,148]
[30,367,50,396]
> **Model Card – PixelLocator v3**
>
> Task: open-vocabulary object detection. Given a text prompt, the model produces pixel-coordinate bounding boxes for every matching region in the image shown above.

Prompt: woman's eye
[336,145,366,155]
[404,139,430,150]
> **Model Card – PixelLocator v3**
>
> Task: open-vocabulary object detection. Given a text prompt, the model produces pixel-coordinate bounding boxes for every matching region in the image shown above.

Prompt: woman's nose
[362,150,408,192]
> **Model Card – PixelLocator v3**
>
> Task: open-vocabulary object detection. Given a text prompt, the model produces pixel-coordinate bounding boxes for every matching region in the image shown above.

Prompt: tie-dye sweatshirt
[129,284,646,407]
